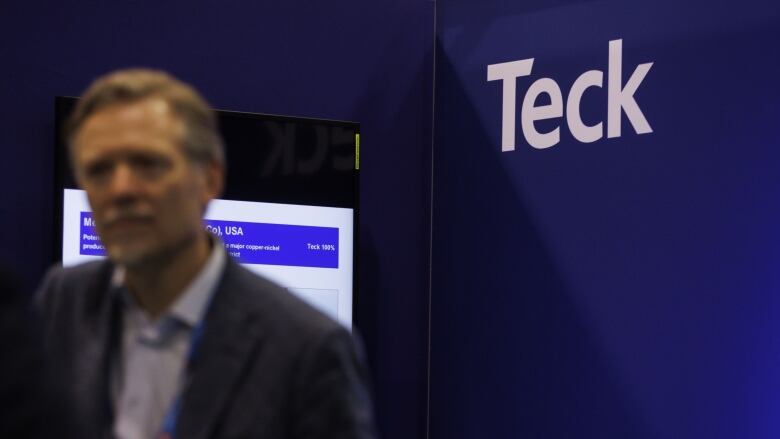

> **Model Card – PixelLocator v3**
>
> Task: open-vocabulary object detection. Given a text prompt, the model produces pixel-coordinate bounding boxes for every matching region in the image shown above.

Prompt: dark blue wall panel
[431,1,780,438]
[0,2,433,438]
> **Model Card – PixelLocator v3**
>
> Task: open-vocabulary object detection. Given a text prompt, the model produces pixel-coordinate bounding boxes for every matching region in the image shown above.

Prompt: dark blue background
[0,2,433,438]
[5,1,780,437]
[431,0,780,438]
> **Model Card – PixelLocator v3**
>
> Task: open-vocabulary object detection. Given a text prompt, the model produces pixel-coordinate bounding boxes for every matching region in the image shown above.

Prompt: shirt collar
[112,236,227,328]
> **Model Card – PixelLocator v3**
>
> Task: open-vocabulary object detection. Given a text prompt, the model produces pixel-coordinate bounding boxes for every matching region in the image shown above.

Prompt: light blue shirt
[111,241,226,439]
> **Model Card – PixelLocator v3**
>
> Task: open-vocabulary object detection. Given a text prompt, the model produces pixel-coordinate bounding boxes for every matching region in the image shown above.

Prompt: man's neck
[123,234,212,320]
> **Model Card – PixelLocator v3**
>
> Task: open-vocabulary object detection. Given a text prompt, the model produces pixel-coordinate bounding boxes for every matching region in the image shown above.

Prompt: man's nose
[107,164,142,200]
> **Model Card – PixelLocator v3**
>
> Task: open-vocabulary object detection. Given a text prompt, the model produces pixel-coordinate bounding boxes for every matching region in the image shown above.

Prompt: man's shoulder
[216,259,343,338]
[37,260,113,295]
[35,260,114,318]
[42,260,112,282]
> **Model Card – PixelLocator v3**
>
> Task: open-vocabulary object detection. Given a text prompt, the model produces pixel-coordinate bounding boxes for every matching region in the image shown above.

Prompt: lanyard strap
[158,320,207,439]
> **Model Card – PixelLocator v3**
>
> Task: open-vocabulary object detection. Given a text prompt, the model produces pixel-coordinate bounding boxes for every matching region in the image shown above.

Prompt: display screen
[55,97,359,328]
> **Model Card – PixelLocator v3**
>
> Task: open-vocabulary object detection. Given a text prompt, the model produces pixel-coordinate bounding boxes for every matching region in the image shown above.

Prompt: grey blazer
[36,258,376,439]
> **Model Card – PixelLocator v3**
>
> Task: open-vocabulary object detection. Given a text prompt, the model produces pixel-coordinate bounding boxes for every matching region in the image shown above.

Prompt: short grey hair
[65,68,224,165]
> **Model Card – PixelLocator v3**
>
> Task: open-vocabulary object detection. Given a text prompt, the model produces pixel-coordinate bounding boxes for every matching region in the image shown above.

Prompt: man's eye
[131,156,170,176]
[85,162,112,180]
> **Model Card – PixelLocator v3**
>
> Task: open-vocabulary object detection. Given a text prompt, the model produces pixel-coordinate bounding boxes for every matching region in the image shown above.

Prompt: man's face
[72,97,221,267]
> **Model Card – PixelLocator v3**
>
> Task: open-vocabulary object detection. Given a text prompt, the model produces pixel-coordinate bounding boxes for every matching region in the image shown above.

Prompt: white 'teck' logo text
[487,39,653,151]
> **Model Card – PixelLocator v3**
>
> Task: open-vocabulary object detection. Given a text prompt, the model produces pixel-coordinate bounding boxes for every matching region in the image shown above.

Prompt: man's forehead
[70,101,191,170]
[75,98,185,144]
[85,97,178,127]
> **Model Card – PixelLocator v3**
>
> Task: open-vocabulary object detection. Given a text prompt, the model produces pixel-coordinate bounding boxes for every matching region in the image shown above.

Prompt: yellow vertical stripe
[355,133,360,170]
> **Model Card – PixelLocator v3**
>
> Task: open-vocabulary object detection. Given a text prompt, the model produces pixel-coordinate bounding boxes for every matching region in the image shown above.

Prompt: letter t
[487,59,534,151]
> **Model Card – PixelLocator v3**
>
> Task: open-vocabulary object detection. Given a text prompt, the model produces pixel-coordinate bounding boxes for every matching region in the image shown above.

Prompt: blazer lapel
[176,262,264,439]
[71,262,121,437]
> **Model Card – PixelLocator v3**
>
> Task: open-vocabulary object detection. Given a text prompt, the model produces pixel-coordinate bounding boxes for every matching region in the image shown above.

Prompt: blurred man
[36,69,376,439]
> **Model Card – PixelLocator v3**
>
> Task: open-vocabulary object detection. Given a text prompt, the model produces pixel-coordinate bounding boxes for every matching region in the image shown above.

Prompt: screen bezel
[53,96,360,323]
